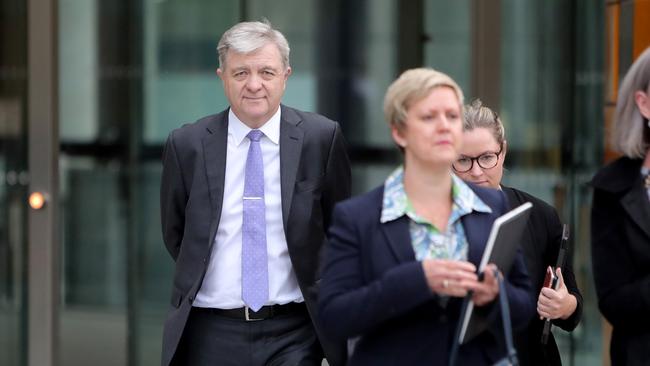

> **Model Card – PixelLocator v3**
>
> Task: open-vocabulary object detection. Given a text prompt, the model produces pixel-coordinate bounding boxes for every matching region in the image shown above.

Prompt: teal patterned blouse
[380,166,492,261]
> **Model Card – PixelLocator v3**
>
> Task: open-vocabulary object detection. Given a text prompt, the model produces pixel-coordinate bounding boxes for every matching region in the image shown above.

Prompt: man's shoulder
[334,186,383,217]
[281,105,338,131]
[168,109,228,141]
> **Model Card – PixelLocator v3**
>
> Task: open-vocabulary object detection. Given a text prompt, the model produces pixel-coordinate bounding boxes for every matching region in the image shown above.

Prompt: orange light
[28,192,46,210]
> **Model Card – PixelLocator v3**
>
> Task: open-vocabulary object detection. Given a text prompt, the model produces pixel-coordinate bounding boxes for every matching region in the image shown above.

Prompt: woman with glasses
[453,99,582,366]
[318,69,534,365]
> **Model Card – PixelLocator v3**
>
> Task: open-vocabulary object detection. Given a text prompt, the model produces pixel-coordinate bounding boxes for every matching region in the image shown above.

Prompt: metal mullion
[27,0,59,365]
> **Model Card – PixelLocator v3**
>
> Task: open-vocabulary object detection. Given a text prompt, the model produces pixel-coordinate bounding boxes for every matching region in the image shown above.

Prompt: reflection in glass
[0,1,28,365]
[144,0,239,144]
[424,0,471,94]
[48,1,607,365]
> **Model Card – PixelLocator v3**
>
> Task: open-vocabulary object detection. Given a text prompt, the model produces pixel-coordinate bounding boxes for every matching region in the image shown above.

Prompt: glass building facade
[1,0,647,365]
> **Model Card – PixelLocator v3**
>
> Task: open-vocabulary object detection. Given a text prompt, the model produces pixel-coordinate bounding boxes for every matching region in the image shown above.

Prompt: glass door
[0,1,28,365]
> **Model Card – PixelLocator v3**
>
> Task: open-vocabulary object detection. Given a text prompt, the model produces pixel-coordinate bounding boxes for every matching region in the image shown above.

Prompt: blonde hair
[463,99,506,146]
[383,68,464,130]
[612,46,650,158]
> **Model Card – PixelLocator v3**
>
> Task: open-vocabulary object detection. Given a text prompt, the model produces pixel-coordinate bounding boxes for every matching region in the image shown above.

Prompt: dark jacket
[591,157,650,366]
[503,186,583,366]
[159,105,351,366]
[319,184,535,365]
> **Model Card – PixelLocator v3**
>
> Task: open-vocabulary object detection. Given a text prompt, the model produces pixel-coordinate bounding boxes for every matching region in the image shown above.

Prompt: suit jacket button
[188,295,194,304]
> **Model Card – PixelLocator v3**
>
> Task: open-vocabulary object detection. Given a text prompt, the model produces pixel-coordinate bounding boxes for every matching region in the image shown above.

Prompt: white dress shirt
[194,108,303,309]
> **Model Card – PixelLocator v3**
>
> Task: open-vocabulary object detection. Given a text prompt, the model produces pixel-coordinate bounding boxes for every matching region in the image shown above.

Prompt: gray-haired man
[160,20,350,366]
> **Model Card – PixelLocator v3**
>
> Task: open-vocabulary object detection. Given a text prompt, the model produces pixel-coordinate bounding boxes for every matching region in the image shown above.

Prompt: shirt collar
[380,166,492,223]
[380,167,408,223]
[451,173,492,215]
[228,107,281,146]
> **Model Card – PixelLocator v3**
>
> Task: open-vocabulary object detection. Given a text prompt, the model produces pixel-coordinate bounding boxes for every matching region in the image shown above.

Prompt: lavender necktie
[241,129,268,311]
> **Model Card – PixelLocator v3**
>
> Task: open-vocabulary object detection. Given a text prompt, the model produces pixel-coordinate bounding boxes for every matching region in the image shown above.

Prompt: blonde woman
[318,68,534,365]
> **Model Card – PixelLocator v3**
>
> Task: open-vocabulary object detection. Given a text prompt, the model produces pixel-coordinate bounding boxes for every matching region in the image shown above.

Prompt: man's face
[217,43,291,128]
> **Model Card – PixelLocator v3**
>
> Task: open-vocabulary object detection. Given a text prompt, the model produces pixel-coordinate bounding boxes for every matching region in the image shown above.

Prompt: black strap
[448,269,518,366]
[496,271,518,364]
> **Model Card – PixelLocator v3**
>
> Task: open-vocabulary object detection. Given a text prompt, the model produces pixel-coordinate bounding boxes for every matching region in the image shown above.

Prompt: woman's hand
[422,259,479,297]
[472,263,500,306]
[537,267,578,320]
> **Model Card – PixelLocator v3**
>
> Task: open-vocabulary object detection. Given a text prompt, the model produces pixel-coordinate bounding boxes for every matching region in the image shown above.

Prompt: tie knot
[247,129,263,142]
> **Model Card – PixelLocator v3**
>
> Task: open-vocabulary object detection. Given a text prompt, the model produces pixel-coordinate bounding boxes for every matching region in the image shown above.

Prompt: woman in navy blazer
[319,68,535,365]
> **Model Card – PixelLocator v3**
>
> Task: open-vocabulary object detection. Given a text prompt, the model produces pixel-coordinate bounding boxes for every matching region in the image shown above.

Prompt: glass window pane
[364,0,398,148]
[45,1,608,365]
[60,157,127,308]
[248,0,318,111]
[138,2,240,364]
[143,0,239,144]
[58,1,135,364]
[133,161,170,366]
[59,156,128,366]
[500,1,568,185]
[59,0,99,142]
[0,0,28,365]
[424,0,471,94]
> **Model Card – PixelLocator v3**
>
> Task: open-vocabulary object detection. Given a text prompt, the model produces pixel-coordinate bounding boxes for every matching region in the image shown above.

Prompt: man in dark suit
[160,20,351,366]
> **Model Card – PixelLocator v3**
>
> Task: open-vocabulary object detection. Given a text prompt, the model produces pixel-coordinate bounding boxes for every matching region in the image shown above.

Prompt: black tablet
[457,201,533,344]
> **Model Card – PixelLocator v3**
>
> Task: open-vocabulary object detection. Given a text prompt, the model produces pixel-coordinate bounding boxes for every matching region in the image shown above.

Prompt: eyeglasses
[452,145,503,173]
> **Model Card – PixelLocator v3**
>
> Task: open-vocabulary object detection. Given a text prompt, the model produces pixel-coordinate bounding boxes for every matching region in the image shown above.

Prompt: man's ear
[502,140,508,160]
[635,90,650,119]
[216,68,223,79]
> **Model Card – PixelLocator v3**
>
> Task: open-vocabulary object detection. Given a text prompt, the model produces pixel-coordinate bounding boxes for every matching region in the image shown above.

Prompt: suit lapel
[621,181,650,239]
[380,216,416,263]
[203,111,229,245]
[378,191,491,265]
[279,106,304,231]
[462,213,490,267]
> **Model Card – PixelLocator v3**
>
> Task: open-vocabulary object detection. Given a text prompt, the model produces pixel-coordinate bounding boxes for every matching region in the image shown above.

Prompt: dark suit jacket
[503,186,582,366]
[318,184,535,365]
[591,157,650,366]
[159,105,351,366]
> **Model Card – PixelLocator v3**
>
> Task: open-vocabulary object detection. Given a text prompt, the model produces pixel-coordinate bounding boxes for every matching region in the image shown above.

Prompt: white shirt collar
[228,107,281,146]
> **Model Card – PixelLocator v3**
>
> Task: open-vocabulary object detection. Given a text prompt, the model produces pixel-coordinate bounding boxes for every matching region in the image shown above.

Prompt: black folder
[457,201,533,344]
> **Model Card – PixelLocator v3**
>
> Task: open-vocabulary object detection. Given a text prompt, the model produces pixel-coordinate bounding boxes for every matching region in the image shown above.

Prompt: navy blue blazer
[319,184,535,365]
